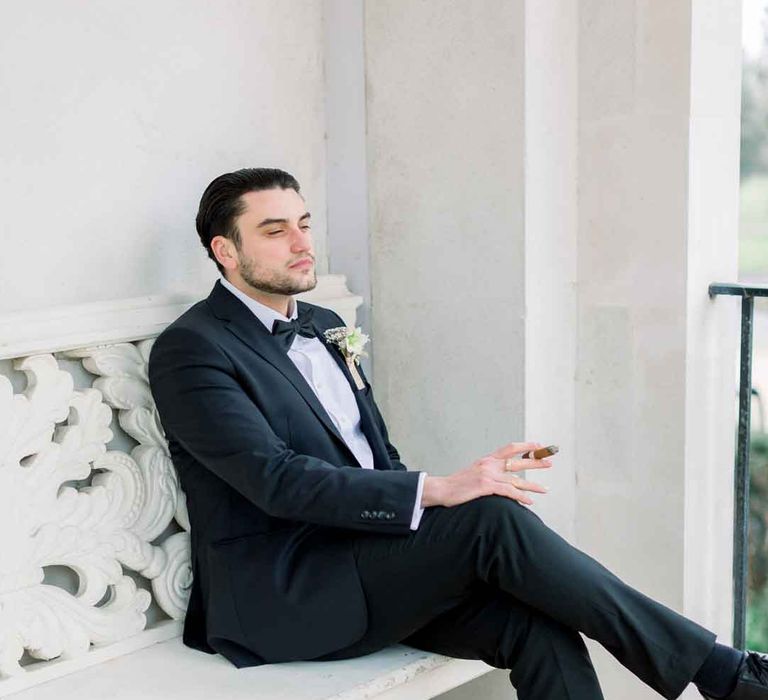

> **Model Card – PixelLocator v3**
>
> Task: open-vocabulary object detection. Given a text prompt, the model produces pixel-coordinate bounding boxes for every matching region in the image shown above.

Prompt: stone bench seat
[8,636,492,700]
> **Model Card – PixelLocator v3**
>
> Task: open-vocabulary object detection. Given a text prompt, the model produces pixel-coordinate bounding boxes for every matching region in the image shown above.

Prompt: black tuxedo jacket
[147,280,422,667]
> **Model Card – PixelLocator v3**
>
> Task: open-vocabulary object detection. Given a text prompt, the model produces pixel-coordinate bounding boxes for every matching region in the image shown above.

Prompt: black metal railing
[709,282,768,649]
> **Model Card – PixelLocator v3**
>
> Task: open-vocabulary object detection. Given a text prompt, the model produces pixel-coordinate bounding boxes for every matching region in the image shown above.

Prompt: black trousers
[313,495,717,700]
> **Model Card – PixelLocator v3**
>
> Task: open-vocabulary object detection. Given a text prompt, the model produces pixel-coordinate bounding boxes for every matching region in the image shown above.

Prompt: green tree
[742,6,768,180]
[742,56,768,179]
[747,432,768,650]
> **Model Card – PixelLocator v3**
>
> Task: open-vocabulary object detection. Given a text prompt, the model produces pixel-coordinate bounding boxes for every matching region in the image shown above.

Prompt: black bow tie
[271,307,317,351]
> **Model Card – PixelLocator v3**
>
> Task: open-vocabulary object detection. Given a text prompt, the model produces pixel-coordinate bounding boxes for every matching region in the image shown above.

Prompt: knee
[466,494,535,528]
[437,496,542,547]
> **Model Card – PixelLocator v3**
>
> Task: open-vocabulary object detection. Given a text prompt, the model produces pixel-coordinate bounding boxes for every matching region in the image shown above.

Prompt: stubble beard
[238,256,318,296]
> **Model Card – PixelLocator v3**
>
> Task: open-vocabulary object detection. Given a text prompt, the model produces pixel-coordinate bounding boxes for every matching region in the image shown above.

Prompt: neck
[224,275,293,317]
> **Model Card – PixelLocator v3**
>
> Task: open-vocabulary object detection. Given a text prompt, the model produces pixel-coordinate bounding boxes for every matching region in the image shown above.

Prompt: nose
[290,225,312,253]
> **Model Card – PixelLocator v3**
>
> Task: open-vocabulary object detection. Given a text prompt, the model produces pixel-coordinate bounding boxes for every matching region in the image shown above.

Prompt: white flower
[344,327,369,357]
[324,326,369,365]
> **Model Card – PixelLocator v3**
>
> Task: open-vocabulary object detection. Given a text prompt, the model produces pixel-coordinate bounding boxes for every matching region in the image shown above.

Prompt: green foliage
[739,25,768,277]
[748,585,768,651]
[747,432,768,650]
[739,175,768,275]
[741,10,768,180]
[742,59,768,180]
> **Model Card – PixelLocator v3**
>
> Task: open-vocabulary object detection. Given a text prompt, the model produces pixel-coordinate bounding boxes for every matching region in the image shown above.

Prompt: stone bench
[0,275,495,699]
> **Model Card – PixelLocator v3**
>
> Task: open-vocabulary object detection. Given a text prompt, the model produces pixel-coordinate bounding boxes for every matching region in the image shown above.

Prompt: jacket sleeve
[148,326,421,534]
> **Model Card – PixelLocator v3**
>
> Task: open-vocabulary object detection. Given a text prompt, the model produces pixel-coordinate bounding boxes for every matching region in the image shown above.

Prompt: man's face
[224,187,317,297]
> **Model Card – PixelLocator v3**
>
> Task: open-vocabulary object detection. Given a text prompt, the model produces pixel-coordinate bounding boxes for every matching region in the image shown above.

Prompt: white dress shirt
[220,277,426,530]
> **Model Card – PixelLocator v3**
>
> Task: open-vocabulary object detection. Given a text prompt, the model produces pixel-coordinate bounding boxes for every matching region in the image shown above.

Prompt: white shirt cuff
[409,471,427,530]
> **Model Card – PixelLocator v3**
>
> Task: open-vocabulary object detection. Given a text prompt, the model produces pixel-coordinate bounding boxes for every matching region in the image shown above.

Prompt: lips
[289,258,314,269]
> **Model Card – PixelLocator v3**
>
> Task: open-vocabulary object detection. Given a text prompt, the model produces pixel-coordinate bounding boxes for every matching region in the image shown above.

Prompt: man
[148,167,766,700]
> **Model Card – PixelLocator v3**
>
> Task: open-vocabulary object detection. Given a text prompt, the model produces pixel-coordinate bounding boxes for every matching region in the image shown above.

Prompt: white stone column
[523,0,579,539]
[684,0,742,639]
[576,1,741,697]
[364,0,527,476]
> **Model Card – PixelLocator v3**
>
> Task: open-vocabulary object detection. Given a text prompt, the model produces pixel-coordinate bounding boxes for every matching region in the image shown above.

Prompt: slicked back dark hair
[196,167,301,275]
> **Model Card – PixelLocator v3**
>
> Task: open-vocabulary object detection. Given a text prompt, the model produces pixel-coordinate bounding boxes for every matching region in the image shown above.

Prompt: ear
[211,235,238,273]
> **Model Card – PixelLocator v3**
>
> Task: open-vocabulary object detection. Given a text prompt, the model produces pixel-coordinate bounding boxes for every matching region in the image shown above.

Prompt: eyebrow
[256,212,311,228]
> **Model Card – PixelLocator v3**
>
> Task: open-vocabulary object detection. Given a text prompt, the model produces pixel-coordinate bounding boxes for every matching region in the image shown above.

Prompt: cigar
[523,445,559,460]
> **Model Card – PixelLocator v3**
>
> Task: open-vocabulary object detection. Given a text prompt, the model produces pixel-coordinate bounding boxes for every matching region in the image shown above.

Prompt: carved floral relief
[0,340,190,679]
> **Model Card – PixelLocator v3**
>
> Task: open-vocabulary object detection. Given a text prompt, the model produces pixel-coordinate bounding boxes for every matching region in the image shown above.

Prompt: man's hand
[421,441,552,508]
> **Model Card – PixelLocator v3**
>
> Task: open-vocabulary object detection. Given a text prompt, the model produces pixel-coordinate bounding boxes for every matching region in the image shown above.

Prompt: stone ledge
[6,636,494,700]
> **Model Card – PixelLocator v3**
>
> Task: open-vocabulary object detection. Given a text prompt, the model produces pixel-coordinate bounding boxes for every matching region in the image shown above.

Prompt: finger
[507,477,549,494]
[493,482,535,506]
[505,485,534,506]
[489,441,542,459]
[519,458,554,470]
[499,457,553,472]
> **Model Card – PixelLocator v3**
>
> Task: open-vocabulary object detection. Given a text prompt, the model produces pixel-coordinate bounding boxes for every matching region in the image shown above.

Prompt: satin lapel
[206,282,348,449]
[312,315,394,470]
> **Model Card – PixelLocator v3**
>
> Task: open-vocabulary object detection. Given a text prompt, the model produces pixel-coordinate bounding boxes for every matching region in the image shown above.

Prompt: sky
[744,0,768,59]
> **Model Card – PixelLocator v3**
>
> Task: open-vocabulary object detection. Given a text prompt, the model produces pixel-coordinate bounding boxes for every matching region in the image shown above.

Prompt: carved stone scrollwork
[0,341,192,680]
[153,531,193,621]
[0,355,151,678]
[65,339,192,619]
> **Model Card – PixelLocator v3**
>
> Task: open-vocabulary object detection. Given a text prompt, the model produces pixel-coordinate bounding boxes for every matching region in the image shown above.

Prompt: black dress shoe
[701,651,768,699]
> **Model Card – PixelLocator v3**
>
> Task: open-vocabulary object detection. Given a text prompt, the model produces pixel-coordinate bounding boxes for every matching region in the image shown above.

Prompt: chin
[300,276,318,292]
[285,274,317,294]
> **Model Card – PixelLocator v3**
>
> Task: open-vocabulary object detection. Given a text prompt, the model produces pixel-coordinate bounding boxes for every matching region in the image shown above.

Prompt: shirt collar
[219,276,298,332]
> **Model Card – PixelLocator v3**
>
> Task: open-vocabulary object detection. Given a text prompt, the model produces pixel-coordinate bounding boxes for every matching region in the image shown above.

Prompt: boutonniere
[324,326,369,390]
